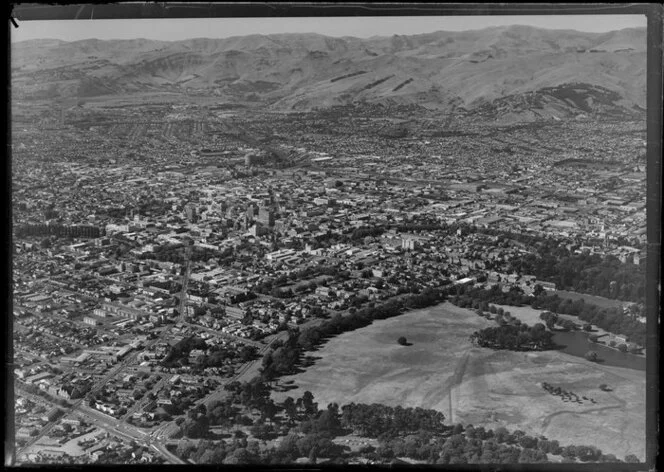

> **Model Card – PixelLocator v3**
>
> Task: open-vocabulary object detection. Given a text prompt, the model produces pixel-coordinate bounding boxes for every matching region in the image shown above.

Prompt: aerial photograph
[8,6,653,467]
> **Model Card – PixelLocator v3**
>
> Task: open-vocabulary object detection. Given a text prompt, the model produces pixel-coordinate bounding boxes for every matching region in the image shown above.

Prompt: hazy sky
[11,15,647,43]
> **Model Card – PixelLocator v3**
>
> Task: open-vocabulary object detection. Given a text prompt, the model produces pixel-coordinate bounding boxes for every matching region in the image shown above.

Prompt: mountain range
[11,25,646,120]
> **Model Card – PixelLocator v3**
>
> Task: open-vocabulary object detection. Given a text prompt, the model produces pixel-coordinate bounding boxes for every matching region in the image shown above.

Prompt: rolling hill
[11,25,646,120]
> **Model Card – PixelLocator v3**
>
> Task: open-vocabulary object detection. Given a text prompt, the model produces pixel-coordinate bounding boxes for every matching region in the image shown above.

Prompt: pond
[552,330,646,371]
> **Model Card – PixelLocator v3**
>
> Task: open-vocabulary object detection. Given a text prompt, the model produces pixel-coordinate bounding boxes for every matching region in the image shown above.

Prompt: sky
[10,14,647,43]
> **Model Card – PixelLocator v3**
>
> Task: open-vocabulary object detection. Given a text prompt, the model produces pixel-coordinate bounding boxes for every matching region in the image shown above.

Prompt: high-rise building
[246,204,257,221]
[185,204,198,223]
[258,206,274,227]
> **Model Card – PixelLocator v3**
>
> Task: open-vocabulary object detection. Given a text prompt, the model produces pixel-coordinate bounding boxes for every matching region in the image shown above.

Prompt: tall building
[258,206,275,227]
[246,204,257,222]
[185,204,198,223]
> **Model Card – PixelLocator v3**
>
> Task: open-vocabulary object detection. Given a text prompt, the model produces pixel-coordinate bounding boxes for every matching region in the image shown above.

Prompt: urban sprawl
[12,102,647,465]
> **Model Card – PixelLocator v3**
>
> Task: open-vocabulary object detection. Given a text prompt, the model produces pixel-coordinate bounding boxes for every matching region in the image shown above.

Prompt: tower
[246,204,257,222]
[258,206,274,227]
[185,204,198,223]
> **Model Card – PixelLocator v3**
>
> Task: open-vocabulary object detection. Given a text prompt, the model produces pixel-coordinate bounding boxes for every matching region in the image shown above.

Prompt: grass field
[271,302,645,461]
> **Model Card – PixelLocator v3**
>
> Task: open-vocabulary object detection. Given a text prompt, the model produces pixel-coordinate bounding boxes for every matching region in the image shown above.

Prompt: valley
[10,20,650,467]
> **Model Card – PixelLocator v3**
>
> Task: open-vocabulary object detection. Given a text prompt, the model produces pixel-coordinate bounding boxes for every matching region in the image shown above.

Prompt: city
[9,12,651,466]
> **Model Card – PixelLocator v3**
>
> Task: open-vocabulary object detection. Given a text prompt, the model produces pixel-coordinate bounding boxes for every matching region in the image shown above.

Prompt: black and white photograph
[6,3,660,468]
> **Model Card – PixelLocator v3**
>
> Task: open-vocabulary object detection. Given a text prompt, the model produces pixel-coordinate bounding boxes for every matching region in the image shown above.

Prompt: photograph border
[6,3,661,469]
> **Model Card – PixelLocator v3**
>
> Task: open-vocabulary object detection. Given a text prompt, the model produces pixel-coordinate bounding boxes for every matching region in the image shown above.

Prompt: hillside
[11,26,646,121]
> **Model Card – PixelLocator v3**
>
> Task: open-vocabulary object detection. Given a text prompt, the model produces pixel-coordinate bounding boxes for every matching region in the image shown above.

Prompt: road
[120,376,169,423]
[15,350,141,455]
[15,294,367,462]
[15,306,194,463]
[177,244,193,324]
[16,385,185,464]
[148,328,291,443]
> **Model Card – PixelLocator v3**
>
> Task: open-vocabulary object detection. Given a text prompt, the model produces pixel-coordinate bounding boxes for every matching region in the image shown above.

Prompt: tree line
[533,293,645,346]
[171,384,635,465]
[340,403,446,438]
[446,283,645,346]
[509,251,645,303]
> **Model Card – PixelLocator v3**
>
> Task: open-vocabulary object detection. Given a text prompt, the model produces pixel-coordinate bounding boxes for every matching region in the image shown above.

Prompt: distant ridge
[12,26,646,121]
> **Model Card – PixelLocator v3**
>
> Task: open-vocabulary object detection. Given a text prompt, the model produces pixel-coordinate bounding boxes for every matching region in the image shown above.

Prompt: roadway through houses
[16,292,422,461]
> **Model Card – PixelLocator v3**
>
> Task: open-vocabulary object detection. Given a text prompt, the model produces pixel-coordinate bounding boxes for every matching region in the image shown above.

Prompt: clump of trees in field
[341,403,446,438]
[448,283,645,347]
[469,323,554,351]
[585,351,599,362]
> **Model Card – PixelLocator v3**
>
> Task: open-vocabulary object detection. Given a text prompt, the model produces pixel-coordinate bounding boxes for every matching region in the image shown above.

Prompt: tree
[283,396,298,424]
[518,447,547,463]
[624,454,640,463]
[618,343,628,353]
[308,446,318,464]
[175,441,196,459]
[576,445,602,462]
[250,422,272,440]
[585,351,598,362]
[397,336,408,346]
[260,399,278,425]
[315,403,341,434]
[279,433,300,456]
[302,391,316,416]
[223,447,252,464]
[519,435,538,449]
[494,426,509,443]
[560,319,576,331]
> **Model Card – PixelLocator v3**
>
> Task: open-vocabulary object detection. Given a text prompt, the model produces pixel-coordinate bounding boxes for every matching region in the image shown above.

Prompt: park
[270,301,646,461]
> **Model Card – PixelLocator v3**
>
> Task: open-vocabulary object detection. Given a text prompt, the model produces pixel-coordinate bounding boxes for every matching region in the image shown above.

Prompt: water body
[552,330,646,371]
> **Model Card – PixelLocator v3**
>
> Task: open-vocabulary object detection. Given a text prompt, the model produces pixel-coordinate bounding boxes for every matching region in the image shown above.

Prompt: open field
[272,302,645,460]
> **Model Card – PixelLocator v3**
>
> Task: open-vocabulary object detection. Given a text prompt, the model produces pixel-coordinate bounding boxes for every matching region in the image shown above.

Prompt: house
[613,334,628,345]
[41,407,63,423]
[42,449,66,459]
[315,286,334,298]
[534,280,557,291]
